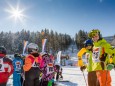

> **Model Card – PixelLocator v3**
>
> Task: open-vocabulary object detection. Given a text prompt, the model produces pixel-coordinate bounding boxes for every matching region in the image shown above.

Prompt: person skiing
[0,46,13,86]
[88,29,115,86]
[23,43,42,86]
[77,39,100,86]
[12,53,23,86]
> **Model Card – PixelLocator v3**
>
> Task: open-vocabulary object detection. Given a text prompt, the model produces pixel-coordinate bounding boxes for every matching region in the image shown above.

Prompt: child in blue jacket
[12,53,23,86]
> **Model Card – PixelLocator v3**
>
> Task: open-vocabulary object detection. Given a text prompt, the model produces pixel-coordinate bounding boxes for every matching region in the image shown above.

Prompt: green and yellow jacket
[92,38,115,71]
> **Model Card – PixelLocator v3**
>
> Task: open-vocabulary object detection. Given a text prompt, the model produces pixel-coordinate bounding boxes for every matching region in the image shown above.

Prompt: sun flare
[5,3,26,22]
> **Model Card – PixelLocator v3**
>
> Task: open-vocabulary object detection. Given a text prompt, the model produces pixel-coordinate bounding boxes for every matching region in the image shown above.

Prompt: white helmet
[27,43,39,53]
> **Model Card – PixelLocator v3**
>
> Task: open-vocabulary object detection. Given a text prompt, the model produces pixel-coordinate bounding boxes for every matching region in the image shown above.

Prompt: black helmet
[14,53,21,57]
[0,46,6,55]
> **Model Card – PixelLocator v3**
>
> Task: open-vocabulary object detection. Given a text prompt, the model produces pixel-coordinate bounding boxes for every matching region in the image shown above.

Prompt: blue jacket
[12,57,23,74]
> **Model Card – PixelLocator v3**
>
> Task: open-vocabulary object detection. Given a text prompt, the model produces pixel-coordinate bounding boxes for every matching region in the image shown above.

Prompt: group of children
[1,28,114,86]
[0,43,63,86]
[77,29,115,86]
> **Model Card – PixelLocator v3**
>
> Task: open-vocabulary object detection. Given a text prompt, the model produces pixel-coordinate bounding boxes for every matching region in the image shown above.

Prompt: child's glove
[80,65,86,71]
[40,72,43,77]
[107,64,114,71]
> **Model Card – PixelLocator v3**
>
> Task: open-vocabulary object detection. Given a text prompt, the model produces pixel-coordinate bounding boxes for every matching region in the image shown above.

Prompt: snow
[55,66,115,86]
[7,66,115,86]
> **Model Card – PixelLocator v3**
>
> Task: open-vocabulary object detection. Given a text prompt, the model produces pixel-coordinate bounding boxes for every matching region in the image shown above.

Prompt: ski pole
[82,71,88,86]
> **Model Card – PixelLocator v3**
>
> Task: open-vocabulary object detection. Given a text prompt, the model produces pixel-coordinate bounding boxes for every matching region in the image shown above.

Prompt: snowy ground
[7,66,115,86]
[55,66,115,86]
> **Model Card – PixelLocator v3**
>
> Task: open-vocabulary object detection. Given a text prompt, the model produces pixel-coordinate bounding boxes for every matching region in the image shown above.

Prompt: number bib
[15,61,21,71]
[0,58,5,72]
[85,53,90,64]
[92,47,101,62]
[32,61,39,67]
[47,63,54,74]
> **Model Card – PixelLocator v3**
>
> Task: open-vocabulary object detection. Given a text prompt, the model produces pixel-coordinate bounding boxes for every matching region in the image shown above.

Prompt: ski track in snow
[7,66,115,86]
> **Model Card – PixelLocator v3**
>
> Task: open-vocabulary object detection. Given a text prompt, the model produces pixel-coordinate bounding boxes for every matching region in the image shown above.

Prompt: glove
[80,66,86,71]
[100,53,107,62]
[40,72,43,77]
[107,64,114,71]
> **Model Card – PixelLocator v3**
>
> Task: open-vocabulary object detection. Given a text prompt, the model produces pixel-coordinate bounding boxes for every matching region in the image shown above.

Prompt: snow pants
[40,81,48,86]
[56,71,60,81]
[96,70,111,86]
[88,71,100,86]
[25,68,40,86]
[13,72,22,86]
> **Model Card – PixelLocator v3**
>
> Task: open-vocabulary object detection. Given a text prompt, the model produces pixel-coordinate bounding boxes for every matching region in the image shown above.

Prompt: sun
[12,9,23,20]
[5,3,26,22]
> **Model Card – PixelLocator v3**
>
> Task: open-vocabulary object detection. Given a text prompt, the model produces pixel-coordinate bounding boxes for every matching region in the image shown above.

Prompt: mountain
[104,36,114,43]
[104,36,115,46]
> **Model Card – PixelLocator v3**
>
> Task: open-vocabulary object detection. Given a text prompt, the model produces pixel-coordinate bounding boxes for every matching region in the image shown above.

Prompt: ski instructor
[88,29,115,86]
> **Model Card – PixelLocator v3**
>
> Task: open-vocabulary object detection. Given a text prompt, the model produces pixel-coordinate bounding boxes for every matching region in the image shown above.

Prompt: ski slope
[55,66,115,86]
[7,66,115,86]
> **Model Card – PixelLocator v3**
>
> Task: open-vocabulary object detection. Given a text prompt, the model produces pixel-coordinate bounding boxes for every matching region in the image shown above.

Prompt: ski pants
[40,81,48,86]
[96,70,111,86]
[25,68,40,86]
[56,71,60,81]
[13,72,22,86]
[0,83,6,86]
[88,71,100,86]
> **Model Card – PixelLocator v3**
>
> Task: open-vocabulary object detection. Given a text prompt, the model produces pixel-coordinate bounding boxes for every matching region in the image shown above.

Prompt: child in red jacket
[0,46,13,86]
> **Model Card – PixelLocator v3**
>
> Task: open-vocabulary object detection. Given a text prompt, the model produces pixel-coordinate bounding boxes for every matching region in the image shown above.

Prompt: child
[77,39,100,86]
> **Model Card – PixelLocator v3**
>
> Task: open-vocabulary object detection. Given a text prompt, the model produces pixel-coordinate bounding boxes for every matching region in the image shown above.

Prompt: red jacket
[0,54,14,84]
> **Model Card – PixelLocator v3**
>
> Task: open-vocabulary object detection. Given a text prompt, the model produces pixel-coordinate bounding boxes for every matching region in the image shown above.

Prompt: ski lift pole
[82,71,88,86]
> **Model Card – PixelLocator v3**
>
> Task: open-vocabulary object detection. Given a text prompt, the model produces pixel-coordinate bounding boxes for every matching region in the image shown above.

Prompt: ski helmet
[27,43,39,53]
[0,46,6,55]
[84,39,93,47]
[88,29,100,38]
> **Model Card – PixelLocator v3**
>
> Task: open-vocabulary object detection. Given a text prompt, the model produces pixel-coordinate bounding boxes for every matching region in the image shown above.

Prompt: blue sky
[0,0,115,37]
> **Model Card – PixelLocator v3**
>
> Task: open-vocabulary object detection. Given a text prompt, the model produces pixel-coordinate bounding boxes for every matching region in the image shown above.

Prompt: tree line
[75,30,88,50]
[0,29,72,54]
[1,29,113,54]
